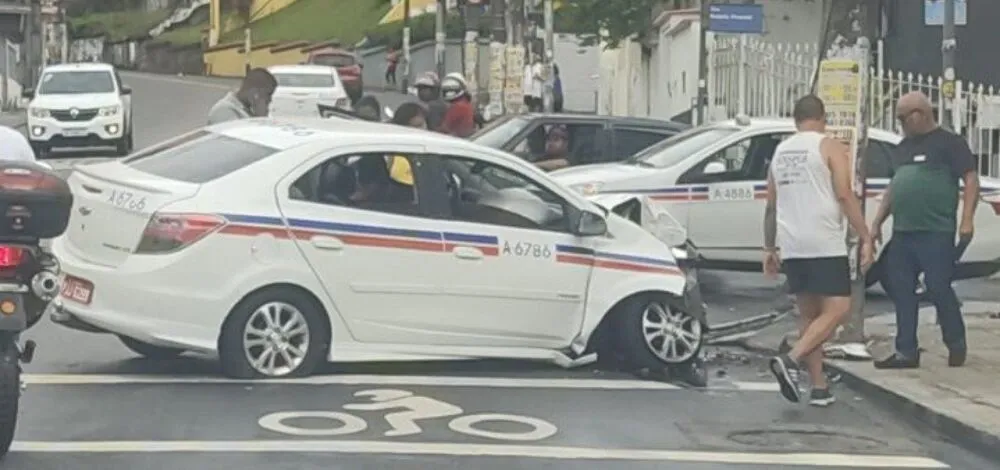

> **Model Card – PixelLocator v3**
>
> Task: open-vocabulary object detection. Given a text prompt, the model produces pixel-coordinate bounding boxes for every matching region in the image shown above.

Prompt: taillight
[0,246,23,268]
[134,213,226,254]
[0,167,61,191]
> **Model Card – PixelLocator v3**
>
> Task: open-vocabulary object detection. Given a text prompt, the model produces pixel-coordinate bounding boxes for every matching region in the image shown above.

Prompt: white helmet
[441,74,468,101]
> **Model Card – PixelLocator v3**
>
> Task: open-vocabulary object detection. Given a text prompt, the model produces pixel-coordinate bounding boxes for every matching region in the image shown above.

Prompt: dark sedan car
[471,113,689,166]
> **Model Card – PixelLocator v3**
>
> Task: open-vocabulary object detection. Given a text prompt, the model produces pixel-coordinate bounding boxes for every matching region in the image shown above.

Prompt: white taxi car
[268,65,350,118]
[23,62,133,157]
[552,117,1000,290]
[49,118,705,378]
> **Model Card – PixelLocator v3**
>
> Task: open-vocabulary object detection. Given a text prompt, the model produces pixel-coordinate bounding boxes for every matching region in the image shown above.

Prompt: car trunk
[271,87,342,117]
[62,162,200,267]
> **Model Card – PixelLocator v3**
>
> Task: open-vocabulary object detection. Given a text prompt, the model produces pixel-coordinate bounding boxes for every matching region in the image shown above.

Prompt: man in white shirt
[522,54,543,112]
[763,94,873,406]
[0,125,36,163]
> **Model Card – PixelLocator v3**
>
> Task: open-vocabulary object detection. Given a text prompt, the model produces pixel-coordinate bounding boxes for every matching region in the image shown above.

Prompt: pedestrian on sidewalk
[870,91,979,370]
[764,95,874,406]
[207,68,277,125]
[552,64,564,113]
[385,47,399,88]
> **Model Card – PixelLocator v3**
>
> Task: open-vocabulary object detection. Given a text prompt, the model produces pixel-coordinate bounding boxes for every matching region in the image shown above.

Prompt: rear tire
[118,336,185,359]
[218,287,329,379]
[0,351,20,457]
[616,294,703,368]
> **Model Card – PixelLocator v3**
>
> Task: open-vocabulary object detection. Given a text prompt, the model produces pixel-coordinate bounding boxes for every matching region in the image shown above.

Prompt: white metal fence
[709,36,1000,177]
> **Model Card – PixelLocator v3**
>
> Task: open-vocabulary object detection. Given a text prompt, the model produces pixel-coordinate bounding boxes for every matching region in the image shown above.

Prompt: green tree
[560,0,659,48]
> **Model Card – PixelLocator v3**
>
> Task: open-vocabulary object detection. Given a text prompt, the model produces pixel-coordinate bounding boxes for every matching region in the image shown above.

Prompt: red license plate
[61,275,93,305]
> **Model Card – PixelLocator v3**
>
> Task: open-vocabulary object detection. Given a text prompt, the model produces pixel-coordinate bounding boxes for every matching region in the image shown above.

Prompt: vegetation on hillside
[68,8,173,42]
[219,0,391,45]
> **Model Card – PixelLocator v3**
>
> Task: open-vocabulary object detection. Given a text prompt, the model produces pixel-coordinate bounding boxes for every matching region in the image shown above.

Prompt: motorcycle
[0,162,72,456]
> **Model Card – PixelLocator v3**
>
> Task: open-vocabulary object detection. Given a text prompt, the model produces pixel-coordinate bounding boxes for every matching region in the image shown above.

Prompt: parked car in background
[550,117,1000,290]
[471,113,689,166]
[268,65,351,118]
[306,48,363,103]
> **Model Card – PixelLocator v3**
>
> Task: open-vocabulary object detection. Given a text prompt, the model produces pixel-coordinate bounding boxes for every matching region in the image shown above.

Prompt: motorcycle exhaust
[30,269,60,301]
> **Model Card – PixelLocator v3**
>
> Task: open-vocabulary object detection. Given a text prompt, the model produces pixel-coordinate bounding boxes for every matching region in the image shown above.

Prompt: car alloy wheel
[242,301,311,377]
[639,301,702,364]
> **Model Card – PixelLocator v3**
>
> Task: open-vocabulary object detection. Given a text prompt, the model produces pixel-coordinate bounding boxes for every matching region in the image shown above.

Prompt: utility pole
[402,0,411,92]
[25,0,41,88]
[435,0,446,81]
[243,1,252,75]
[486,0,507,117]
[462,0,483,103]
[695,0,709,125]
[541,0,553,111]
[941,0,956,129]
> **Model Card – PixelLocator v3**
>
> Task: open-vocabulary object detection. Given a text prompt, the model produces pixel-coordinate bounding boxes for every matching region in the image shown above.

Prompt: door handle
[452,246,483,260]
[310,236,344,250]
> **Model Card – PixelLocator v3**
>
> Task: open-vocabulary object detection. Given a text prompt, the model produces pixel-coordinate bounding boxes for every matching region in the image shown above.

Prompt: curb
[739,335,1000,462]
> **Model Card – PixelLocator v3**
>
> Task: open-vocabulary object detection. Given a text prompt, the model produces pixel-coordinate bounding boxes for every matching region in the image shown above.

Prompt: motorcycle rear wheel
[0,355,20,457]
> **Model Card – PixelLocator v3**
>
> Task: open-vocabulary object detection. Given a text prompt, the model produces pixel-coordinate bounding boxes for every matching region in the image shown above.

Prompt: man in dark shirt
[871,91,979,369]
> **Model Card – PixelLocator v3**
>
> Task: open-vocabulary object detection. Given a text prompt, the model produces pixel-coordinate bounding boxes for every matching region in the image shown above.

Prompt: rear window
[124,130,278,183]
[309,53,356,67]
[274,72,336,88]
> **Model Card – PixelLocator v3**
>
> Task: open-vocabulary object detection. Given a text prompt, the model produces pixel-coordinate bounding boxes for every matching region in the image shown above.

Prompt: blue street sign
[708,3,764,34]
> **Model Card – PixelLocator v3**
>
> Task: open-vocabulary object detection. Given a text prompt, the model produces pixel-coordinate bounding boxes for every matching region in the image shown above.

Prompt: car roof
[706,117,901,142]
[518,112,689,130]
[43,62,114,72]
[268,64,337,74]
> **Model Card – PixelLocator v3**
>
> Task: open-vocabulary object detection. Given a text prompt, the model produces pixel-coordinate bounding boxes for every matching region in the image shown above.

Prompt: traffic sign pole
[941,0,956,129]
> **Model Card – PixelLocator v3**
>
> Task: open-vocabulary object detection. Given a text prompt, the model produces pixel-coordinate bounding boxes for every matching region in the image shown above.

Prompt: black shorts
[782,256,850,297]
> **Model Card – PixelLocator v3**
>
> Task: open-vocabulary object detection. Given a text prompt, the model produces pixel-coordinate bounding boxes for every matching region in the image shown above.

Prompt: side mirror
[21,88,33,99]
[572,209,607,237]
[703,161,726,175]
[120,86,132,95]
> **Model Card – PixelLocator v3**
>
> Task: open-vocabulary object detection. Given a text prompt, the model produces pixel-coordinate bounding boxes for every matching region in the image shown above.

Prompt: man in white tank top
[763,95,874,406]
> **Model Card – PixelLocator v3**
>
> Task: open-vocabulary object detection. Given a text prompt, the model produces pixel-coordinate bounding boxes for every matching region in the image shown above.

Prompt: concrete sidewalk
[744,301,1000,461]
[0,110,25,129]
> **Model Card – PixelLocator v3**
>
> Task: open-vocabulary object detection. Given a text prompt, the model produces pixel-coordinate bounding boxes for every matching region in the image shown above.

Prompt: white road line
[7,440,949,467]
[21,373,779,391]
[119,71,234,90]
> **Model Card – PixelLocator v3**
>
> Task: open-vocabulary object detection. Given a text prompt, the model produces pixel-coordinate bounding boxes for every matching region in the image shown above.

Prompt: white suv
[23,63,133,157]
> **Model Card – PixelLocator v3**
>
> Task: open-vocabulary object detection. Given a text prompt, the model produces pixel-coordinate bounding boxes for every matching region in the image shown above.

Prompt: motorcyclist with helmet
[414,72,448,131]
[439,73,476,138]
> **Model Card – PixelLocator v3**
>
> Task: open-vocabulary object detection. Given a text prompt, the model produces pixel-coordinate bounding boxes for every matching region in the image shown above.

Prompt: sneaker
[809,388,836,407]
[768,354,802,403]
[873,352,920,369]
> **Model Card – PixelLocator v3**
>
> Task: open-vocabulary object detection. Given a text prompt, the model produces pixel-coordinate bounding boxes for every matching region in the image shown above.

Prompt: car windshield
[274,73,337,88]
[624,126,741,168]
[310,54,355,67]
[471,115,529,148]
[37,70,115,94]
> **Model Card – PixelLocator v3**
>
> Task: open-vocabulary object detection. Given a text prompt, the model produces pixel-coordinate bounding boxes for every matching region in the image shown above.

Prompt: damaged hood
[588,194,688,247]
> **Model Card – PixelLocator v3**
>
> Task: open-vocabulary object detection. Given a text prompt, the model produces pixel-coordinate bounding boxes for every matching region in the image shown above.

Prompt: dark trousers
[887,231,966,357]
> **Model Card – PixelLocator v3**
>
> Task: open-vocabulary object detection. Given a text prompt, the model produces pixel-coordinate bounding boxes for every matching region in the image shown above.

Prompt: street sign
[708,3,764,34]
[924,0,967,26]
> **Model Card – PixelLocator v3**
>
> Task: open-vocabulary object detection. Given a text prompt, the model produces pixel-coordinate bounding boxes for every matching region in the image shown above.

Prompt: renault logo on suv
[69,108,79,117]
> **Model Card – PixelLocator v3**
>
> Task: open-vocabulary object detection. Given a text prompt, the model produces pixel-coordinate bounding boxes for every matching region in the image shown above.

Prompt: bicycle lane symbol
[257,389,558,441]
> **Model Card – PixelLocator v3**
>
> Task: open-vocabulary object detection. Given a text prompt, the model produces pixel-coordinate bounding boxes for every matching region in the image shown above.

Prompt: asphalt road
[6,72,1000,469]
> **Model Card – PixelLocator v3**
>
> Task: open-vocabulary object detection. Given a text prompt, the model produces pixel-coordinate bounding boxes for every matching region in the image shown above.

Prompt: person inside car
[387,102,428,189]
[440,73,475,137]
[533,125,571,172]
[350,155,414,205]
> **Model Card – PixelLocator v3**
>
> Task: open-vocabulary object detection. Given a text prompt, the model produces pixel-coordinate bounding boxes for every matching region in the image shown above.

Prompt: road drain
[727,429,887,451]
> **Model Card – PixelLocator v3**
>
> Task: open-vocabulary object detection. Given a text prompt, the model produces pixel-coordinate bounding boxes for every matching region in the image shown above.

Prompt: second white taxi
[50,118,704,378]
[268,65,351,118]
[553,117,1000,290]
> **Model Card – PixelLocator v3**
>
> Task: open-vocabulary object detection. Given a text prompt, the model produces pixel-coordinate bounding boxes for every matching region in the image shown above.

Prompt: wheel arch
[217,282,333,352]
[584,289,682,354]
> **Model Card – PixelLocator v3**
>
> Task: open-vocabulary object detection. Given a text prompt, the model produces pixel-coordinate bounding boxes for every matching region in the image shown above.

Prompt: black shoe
[948,348,967,367]
[873,352,920,369]
[809,388,836,407]
[769,354,802,403]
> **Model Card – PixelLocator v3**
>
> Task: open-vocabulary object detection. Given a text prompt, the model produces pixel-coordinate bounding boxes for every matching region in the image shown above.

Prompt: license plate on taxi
[63,128,87,137]
[61,275,93,305]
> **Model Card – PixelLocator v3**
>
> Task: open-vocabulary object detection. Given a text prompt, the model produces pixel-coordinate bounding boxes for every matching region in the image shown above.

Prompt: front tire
[617,295,704,368]
[118,336,185,359]
[218,287,329,379]
[30,143,49,159]
[0,350,20,457]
